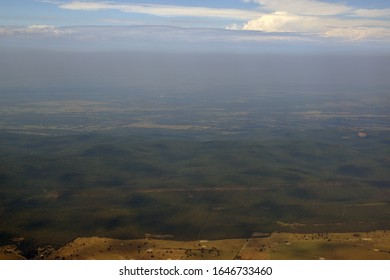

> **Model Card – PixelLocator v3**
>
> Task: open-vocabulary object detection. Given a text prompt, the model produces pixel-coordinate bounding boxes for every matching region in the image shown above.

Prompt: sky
[1,1,390,96]
[0,0,390,52]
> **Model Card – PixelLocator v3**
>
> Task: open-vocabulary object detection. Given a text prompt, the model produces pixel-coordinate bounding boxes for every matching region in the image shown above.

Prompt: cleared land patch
[21,230,390,260]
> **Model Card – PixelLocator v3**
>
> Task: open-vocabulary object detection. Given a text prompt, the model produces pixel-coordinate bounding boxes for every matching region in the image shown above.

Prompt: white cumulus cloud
[243,12,322,33]
[240,0,390,41]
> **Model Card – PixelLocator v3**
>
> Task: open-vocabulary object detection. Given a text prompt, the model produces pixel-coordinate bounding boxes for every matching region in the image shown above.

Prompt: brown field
[2,230,386,260]
[0,245,25,260]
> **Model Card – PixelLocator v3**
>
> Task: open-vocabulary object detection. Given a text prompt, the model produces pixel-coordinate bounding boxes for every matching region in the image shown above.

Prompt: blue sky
[1,0,389,52]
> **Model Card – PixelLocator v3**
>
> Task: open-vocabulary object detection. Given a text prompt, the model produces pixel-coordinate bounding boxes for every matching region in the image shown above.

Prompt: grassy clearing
[27,230,390,260]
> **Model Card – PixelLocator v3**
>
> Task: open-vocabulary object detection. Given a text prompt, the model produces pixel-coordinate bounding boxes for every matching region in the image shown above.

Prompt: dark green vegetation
[0,86,389,258]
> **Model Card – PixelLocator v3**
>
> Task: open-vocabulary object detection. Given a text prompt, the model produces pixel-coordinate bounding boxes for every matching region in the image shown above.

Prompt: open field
[12,230,387,260]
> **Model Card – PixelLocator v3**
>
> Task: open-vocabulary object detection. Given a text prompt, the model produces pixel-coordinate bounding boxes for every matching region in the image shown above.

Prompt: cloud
[41,1,390,41]
[0,25,74,35]
[243,12,321,33]
[241,0,390,41]
[324,27,390,41]
[1,25,389,55]
[39,0,63,4]
[353,8,390,18]
[245,0,351,16]
[27,25,56,31]
[58,1,262,20]
[0,25,317,50]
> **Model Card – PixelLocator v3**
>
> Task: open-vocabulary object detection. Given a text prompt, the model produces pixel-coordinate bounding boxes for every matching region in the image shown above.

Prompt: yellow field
[7,230,386,260]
